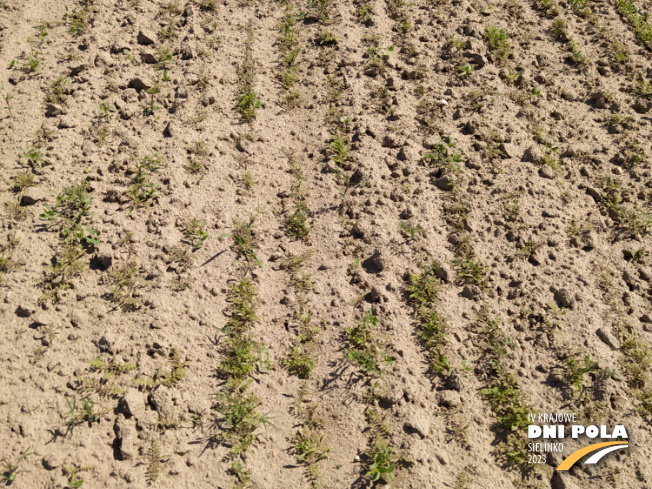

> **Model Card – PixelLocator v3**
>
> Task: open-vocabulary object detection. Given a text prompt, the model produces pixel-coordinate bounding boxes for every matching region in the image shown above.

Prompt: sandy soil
[0,0,651,488]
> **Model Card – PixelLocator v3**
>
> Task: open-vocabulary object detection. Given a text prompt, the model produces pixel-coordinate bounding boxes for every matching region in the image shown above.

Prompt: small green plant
[107,261,145,311]
[12,173,34,191]
[484,26,511,61]
[98,100,116,118]
[65,395,100,427]
[366,443,397,482]
[399,221,427,241]
[569,39,590,67]
[2,90,14,117]
[23,147,44,170]
[45,76,70,105]
[145,440,162,484]
[1,447,38,485]
[564,354,599,392]
[329,132,350,167]
[457,63,474,77]
[63,6,88,36]
[128,154,162,208]
[39,182,100,248]
[219,216,262,268]
[212,387,273,455]
[456,257,489,287]
[237,89,262,122]
[615,0,652,49]
[357,3,373,22]
[184,219,208,250]
[345,309,390,374]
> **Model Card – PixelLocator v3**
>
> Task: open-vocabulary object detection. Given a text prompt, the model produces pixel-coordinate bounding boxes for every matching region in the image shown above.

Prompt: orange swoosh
[556,441,628,470]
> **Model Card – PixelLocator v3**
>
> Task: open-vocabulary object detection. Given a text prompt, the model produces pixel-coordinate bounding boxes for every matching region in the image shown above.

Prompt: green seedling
[484,26,511,61]
[219,216,262,268]
[98,100,115,118]
[65,395,100,426]
[564,355,599,391]
[366,443,397,482]
[237,89,261,122]
[457,63,474,77]
[184,219,208,250]
[399,221,427,241]
[1,447,38,484]
[2,91,13,117]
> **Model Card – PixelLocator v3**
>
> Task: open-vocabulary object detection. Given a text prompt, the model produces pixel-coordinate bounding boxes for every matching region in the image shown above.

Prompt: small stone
[140,51,158,64]
[150,385,175,418]
[95,333,116,354]
[539,165,556,179]
[129,77,152,91]
[137,30,156,45]
[114,414,136,460]
[461,284,481,300]
[437,390,460,408]
[596,328,619,350]
[45,104,64,117]
[523,146,544,164]
[397,145,419,162]
[471,53,488,68]
[551,472,581,489]
[382,134,400,148]
[163,121,177,138]
[20,187,46,205]
[16,304,35,317]
[42,454,62,470]
[433,262,453,282]
[118,388,146,418]
[371,249,387,272]
[94,52,113,67]
[95,243,112,269]
[58,115,77,129]
[403,412,431,439]
[554,289,575,309]
[435,173,455,191]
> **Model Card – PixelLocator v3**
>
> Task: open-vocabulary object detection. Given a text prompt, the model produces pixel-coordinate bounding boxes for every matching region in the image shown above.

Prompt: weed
[106,261,145,311]
[366,442,397,482]
[219,216,262,268]
[40,181,100,249]
[237,89,262,122]
[128,154,162,208]
[345,309,390,374]
[615,0,652,49]
[65,395,101,427]
[184,219,208,250]
[457,63,474,78]
[24,147,43,170]
[12,172,34,191]
[64,6,88,36]
[484,26,511,62]
[399,221,427,242]
[357,3,373,23]
[569,39,590,67]
[212,386,273,455]
[423,136,464,173]
[1,447,38,485]
[98,100,115,118]
[563,354,599,392]
[317,29,337,45]
[456,257,489,287]
[45,75,70,105]
[551,18,568,41]
[2,89,14,117]
[145,440,162,484]
[329,132,350,167]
